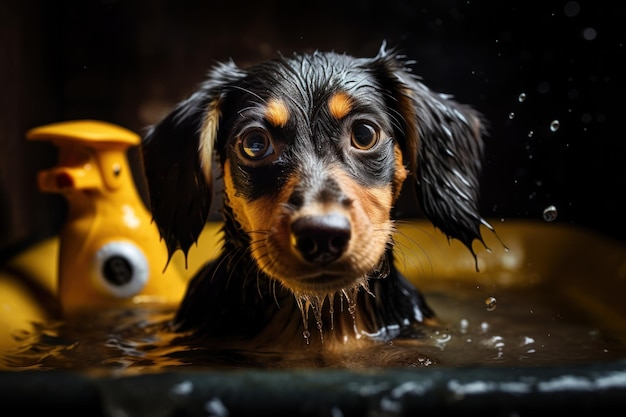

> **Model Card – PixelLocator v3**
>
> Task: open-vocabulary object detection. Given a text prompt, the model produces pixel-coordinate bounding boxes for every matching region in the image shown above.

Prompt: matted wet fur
[142,44,493,358]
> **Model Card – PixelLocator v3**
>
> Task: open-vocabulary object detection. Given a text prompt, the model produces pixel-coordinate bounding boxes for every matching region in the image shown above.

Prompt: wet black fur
[142,44,491,344]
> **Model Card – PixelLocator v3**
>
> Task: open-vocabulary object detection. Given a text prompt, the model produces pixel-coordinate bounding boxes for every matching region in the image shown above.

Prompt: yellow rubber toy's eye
[91,241,149,298]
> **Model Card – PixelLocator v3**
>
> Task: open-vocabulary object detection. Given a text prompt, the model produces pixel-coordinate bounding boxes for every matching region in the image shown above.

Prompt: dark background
[1,0,625,260]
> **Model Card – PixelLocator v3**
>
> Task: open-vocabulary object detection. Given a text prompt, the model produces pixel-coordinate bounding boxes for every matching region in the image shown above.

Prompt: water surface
[3,279,624,375]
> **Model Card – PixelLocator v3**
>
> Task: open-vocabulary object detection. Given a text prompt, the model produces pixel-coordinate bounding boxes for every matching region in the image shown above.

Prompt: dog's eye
[240,128,274,159]
[350,122,379,150]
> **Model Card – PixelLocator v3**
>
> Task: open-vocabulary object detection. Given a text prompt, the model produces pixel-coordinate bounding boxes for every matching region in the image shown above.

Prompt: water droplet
[482,335,504,348]
[296,295,312,344]
[204,398,229,417]
[459,318,469,331]
[583,27,597,41]
[518,93,526,102]
[328,293,335,330]
[341,287,360,336]
[563,1,580,17]
[538,81,551,94]
[508,112,515,120]
[310,295,324,343]
[550,120,560,132]
[528,130,534,138]
[171,380,193,396]
[485,296,497,311]
[433,331,452,344]
[543,205,558,222]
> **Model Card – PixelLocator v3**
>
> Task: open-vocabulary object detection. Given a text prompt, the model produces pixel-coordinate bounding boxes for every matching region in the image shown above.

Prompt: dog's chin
[278,272,368,297]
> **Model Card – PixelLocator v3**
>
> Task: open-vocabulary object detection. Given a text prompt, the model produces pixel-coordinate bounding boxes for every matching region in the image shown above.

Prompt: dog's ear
[371,45,493,257]
[142,61,245,261]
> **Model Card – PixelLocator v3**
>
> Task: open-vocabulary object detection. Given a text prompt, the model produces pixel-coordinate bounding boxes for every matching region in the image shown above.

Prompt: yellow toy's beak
[37,166,102,192]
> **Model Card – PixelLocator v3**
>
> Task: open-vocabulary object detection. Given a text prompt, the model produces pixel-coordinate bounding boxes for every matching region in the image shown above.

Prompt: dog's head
[142,45,490,297]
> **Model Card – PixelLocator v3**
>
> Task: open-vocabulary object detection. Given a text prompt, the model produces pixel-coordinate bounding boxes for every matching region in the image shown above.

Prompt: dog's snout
[291,214,351,264]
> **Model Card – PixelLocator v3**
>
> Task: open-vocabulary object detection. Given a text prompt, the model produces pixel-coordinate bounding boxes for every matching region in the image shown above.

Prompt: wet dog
[141,44,491,355]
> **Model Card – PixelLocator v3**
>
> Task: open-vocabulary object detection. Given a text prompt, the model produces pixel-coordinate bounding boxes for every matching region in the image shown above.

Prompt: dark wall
[1,0,624,259]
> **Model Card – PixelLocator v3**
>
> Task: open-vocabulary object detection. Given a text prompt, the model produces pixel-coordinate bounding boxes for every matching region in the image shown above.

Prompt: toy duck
[26,120,186,315]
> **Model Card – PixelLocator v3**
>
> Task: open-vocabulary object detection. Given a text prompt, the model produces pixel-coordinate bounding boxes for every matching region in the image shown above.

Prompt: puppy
[142,44,491,353]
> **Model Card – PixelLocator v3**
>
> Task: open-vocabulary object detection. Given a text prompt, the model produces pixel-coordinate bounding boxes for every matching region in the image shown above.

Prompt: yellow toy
[26,120,186,315]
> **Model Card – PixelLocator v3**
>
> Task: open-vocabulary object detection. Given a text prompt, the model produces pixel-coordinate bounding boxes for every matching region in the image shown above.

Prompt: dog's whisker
[208,245,242,284]
[251,252,275,295]
[386,102,407,135]
[252,265,265,300]
[270,278,280,309]
[391,226,436,278]
[229,85,267,104]
[224,248,250,289]
[278,202,297,214]
[240,256,261,289]
[365,254,391,280]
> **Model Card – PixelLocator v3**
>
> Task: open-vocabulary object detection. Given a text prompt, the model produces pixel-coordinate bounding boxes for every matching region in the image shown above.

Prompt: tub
[1,219,626,416]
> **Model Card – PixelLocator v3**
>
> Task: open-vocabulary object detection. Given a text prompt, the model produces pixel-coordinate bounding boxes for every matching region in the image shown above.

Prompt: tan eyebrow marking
[264,98,290,127]
[328,91,353,120]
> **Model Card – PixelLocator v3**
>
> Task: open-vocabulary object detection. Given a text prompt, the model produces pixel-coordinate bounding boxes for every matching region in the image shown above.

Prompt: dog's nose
[291,214,351,264]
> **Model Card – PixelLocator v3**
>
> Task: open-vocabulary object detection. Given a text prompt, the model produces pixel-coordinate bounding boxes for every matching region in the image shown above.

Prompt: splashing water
[294,283,366,343]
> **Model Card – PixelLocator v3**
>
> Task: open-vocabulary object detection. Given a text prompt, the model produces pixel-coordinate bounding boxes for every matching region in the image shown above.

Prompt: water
[2,279,625,375]
[484,296,497,311]
[414,282,626,367]
[543,205,558,222]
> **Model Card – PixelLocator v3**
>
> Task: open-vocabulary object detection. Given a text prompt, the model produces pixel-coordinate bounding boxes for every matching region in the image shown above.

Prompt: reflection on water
[2,281,625,375]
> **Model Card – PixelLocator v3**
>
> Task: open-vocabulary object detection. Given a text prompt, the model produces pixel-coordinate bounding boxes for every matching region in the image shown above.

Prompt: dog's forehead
[240,52,386,117]
[258,52,373,88]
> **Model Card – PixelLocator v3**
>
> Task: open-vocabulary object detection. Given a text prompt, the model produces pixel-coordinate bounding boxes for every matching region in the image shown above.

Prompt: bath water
[3,278,625,374]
